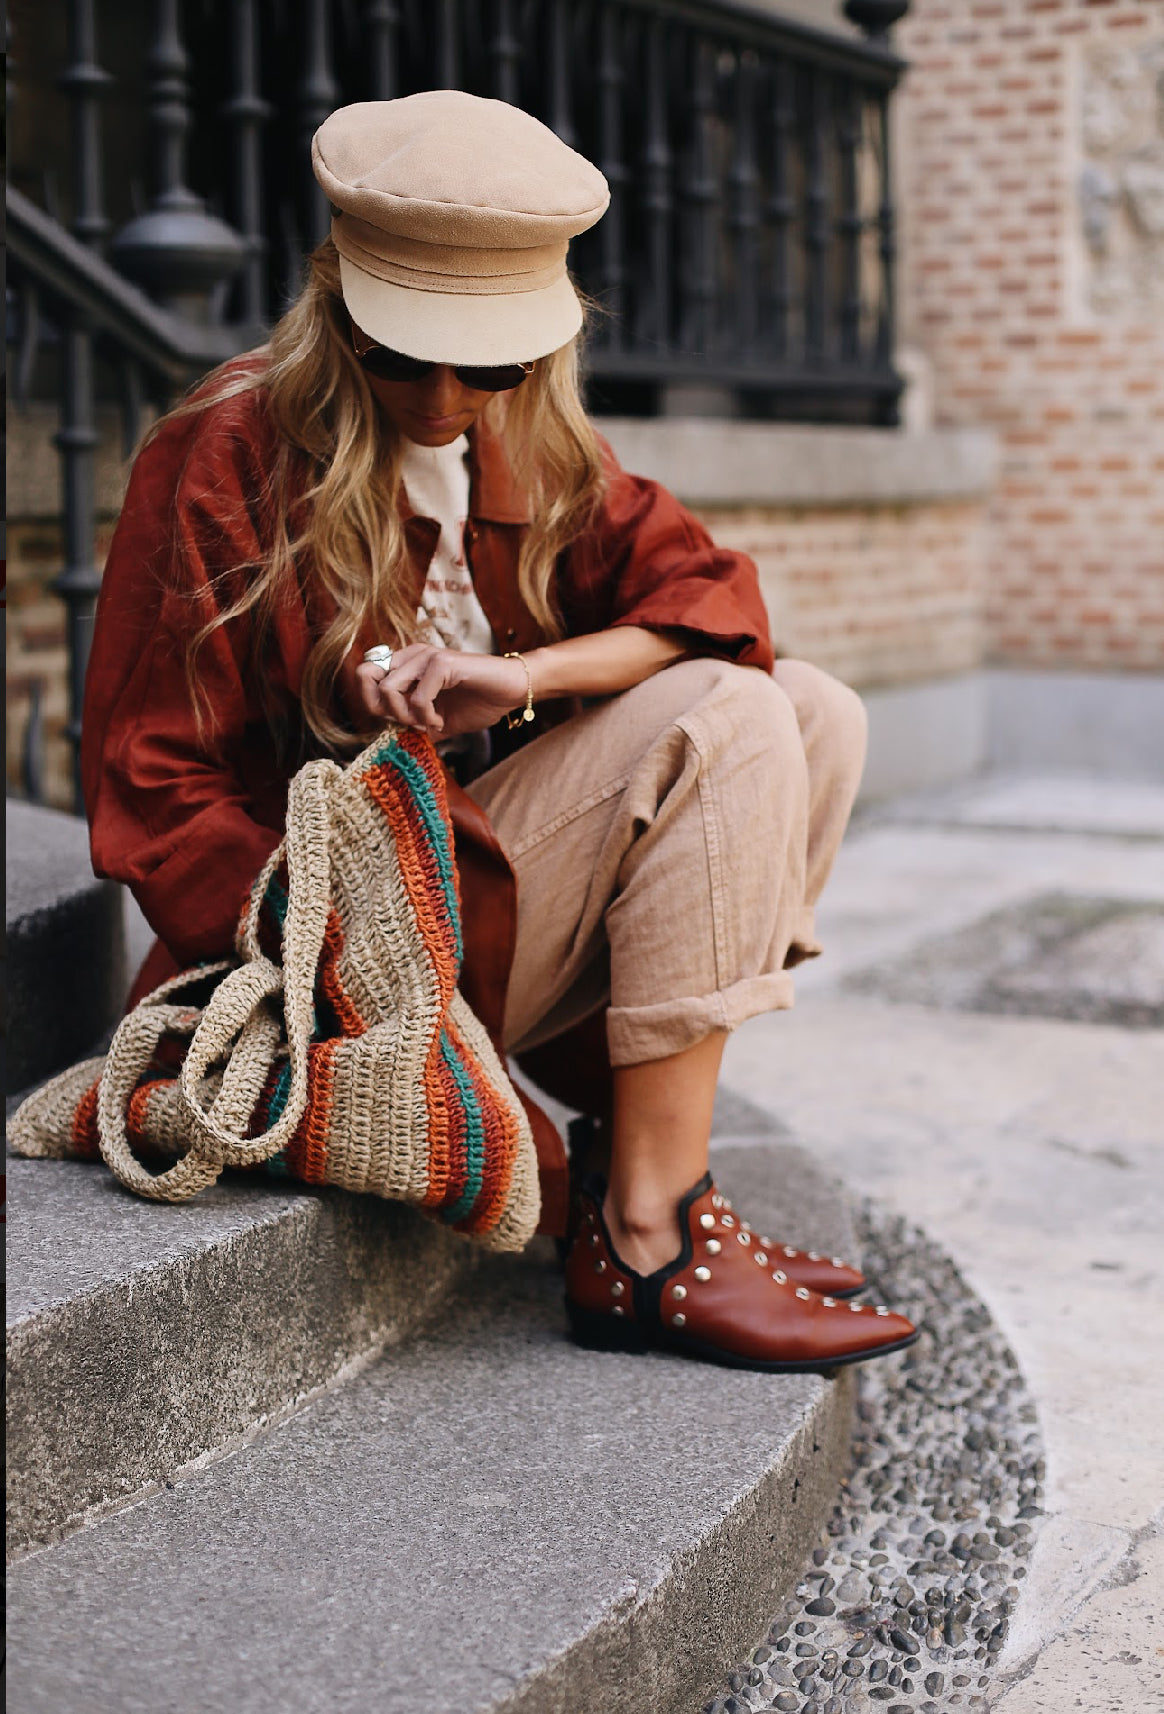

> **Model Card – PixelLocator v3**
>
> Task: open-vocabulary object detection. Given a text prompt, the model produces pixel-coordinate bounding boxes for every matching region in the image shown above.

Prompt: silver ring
[363,645,393,671]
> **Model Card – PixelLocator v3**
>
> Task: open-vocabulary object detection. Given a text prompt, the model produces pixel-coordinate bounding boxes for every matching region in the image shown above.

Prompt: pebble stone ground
[700,1201,1044,1714]
[703,772,1164,1714]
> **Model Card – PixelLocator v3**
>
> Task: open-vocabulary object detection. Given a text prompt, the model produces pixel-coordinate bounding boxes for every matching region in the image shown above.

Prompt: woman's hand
[355,644,527,740]
[355,627,691,742]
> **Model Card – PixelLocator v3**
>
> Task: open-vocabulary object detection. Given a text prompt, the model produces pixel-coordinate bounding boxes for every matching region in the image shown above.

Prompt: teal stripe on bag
[373,739,463,965]
[438,1030,484,1223]
[264,875,288,928]
[262,1061,294,1177]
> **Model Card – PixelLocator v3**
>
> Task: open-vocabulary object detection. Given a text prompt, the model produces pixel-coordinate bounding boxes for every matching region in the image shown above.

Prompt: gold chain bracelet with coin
[503,652,535,730]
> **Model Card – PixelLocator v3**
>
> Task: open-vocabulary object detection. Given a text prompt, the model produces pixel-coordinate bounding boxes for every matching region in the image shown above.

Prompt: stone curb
[598,420,998,509]
[5,800,127,1092]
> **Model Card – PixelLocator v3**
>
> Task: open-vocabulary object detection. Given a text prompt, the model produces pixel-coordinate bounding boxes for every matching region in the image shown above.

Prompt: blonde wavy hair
[158,239,606,753]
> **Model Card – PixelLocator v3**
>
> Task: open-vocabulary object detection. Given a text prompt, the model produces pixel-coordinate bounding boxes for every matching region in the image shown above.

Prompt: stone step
[5,800,128,1092]
[6,1139,860,1714]
[5,1150,476,1558]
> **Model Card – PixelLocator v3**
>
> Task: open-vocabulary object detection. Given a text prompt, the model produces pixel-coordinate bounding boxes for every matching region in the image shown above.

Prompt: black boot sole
[566,1303,919,1372]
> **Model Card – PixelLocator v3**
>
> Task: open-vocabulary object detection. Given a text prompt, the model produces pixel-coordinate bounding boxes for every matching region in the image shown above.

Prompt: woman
[83,91,916,1371]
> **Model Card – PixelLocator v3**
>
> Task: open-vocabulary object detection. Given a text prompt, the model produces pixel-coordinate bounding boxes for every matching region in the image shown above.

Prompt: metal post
[436,0,458,90]
[837,80,863,365]
[848,0,907,414]
[548,0,575,148]
[226,0,271,326]
[843,0,911,43]
[640,17,672,348]
[58,0,111,251]
[768,57,794,360]
[596,5,626,348]
[301,0,339,248]
[55,324,101,803]
[803,67,829,367]
[365,0,401,101]
[729,51,761,358]
[111,0,247,317]
[680,34,718,356]
[875,89,897,415]
[491,0,520,105]
[52,0,110,811]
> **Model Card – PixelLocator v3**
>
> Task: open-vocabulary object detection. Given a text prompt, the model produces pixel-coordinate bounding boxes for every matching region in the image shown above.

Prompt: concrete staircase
[5,801,861,1714]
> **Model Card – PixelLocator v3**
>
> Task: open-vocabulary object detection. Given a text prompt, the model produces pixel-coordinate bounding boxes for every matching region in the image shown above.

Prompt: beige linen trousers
[468,657,867,1067]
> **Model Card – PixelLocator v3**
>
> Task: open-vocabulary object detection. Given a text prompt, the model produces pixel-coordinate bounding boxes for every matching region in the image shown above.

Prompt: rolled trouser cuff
[605,971,796,1067]
[785,904,822,969]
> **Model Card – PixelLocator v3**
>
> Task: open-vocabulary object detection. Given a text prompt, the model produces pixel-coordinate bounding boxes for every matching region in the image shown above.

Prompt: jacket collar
[467,417,531,525]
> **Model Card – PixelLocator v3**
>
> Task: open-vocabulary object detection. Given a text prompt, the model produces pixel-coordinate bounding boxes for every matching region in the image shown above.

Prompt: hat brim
[338,254,582,366]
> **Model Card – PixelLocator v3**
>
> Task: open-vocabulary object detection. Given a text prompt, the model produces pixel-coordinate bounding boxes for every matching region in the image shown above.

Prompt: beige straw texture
[9,731,539,1251]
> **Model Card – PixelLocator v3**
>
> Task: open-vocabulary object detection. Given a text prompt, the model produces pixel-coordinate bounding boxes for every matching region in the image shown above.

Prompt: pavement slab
[700,1197,1047,1714]
[873,774,1164,840]
[710,774,1164,1711]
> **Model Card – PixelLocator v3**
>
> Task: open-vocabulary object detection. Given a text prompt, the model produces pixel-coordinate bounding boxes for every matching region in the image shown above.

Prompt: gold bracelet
[503,651,535,730]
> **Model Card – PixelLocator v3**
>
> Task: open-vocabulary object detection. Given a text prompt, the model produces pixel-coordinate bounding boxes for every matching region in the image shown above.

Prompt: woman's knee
[772,658,868,770]
[663,656,796,724]
[651,659,811,803]
[613,656,796,752]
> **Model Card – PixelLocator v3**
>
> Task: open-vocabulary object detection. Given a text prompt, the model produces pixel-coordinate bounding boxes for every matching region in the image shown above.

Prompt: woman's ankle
[602,1188,683,1278]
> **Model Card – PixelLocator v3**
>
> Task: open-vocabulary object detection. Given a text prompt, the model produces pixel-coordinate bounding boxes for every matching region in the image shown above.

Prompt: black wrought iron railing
[7,0,910,807]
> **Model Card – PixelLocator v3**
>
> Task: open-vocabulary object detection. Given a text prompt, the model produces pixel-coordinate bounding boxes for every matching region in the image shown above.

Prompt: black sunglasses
[351,326,535,393]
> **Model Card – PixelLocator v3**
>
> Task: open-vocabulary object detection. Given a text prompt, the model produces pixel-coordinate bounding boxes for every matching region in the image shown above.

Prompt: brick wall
[6,520,120,812]
[6,406,131,810]
[896,0,1164,670]
[698,501,987,688]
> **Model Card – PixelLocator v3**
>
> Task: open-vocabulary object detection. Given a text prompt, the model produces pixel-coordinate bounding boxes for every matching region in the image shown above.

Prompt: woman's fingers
[354,660,391,719]
[381,676,431,728]
[407,653,450,733]
[360,644,452,732]
[355,647,524,736]
[388,647,450,732]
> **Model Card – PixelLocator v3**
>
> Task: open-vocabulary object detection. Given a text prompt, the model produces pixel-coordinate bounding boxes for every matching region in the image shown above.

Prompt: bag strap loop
[177,759,337,1165]
[96,963,234,1201]
[98,758,341,1200]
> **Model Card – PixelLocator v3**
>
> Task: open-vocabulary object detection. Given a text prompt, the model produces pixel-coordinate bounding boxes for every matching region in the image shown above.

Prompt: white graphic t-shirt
[399,434,494,655]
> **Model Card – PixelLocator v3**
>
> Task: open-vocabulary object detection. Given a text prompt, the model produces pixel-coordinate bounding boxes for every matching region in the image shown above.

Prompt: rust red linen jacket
[82,369,775,1226]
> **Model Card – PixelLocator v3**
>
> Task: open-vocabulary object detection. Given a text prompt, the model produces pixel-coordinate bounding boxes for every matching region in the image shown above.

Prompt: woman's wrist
[501,651,536,728]
[523,628,687,702]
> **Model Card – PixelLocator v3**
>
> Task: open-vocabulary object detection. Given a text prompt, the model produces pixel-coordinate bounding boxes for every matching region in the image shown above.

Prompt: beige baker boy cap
[311,91,610,366]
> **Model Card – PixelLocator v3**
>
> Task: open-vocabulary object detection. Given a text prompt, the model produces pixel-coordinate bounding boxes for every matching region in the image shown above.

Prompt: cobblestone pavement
[706,774,1164,1713]
[702,1203,1044,1714]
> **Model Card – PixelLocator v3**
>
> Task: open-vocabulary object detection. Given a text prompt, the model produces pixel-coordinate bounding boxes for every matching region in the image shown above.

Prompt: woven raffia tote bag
[9,729,540,1252]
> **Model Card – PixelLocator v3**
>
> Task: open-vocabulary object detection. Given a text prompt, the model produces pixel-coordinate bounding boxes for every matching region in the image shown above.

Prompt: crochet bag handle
[96,961,236,1201]
[97,758,338,1200]
[177,758,336,1163]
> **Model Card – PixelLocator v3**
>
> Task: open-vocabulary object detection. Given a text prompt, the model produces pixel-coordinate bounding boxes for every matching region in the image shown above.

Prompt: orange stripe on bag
[318,908,367,1037]
[283,1041,337,1185]
[71,1080,103,1159]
